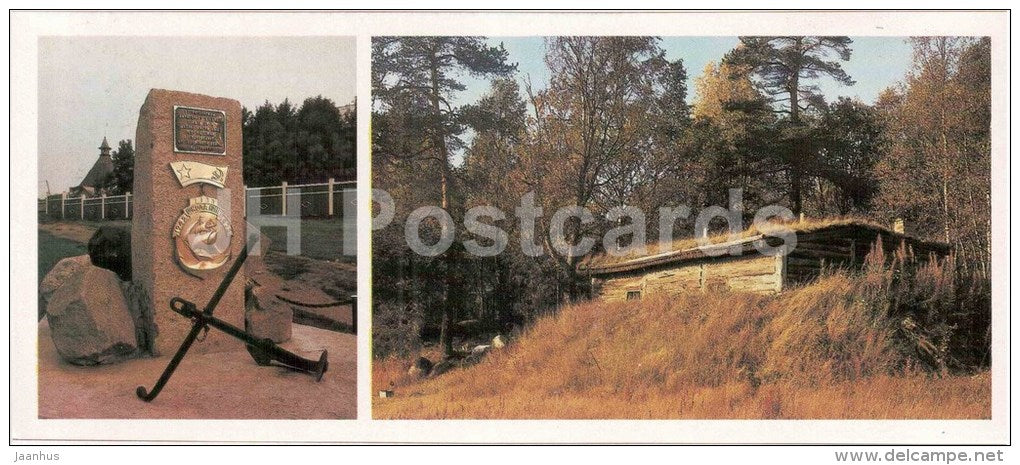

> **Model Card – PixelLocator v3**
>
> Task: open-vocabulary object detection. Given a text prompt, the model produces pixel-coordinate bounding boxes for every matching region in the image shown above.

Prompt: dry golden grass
[373,271,990,419]
[374,372,988,419]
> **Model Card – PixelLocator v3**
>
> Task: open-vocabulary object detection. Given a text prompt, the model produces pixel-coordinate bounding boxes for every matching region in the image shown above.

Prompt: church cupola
[99,136,112,157]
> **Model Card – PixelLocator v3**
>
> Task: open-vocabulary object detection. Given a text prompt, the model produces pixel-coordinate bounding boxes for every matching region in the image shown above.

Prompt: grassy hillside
[374,249,990,419]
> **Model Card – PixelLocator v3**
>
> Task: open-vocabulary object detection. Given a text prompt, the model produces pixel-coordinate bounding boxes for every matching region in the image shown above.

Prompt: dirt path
[38,319,356,419]
[39,221,105,243]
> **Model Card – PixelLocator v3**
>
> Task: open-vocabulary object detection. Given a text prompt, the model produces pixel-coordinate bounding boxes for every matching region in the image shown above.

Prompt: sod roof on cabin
[579,218,950,276]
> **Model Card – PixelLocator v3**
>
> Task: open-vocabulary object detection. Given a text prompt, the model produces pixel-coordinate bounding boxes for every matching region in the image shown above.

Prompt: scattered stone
[429,358,460,378]
[492,334,507,349]
[408,356,434,378]
[245,279,293,343]
[46,265,137,365]
[39,255,91,319]
[471,344,491,356]
[461,345,492,366]
[87,225,132,281]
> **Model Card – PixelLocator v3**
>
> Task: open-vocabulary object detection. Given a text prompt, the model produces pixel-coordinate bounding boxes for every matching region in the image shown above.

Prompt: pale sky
[458,36,914,106]
[449,36,916,165]
[38,36,356,196]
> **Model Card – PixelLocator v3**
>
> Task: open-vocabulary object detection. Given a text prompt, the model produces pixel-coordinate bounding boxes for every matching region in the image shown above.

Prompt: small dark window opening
[626,290,641,300]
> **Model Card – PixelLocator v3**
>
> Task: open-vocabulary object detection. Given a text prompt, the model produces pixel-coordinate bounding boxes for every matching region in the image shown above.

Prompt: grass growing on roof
[581,216,898,270]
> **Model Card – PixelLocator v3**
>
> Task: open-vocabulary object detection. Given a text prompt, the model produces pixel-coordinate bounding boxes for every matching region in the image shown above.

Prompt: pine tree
[373,36,515,356]
[110,139,134,194]
[726,36,856,215]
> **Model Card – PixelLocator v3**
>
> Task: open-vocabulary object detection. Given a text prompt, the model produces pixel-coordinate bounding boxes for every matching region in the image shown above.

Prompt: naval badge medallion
[172,196,232,271]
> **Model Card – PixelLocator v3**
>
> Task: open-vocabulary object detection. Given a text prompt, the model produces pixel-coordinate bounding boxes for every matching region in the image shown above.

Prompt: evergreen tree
[727,36,856,215]
[110,139,134,194]
[373,36,515,356]
[814,97,883,215]
[242,97,356,186]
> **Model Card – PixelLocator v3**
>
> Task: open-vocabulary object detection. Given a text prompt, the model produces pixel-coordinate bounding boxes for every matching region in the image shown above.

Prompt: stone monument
[132,89,246,355]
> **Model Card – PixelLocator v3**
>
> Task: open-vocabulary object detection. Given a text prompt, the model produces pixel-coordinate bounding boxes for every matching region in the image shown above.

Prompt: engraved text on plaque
[174,106,226,155]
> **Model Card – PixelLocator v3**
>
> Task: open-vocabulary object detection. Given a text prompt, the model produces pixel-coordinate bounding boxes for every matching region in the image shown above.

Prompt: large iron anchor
[136,238,328,402]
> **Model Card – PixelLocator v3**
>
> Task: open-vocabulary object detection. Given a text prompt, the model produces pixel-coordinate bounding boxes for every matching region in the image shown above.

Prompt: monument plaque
[173,106,226,155]
[133,89,245,355]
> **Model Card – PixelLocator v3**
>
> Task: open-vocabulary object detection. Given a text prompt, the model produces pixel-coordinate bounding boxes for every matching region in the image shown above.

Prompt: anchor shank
[174,303,327,377]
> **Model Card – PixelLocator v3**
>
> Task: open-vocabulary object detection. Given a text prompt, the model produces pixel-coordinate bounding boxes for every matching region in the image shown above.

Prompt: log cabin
[581,219,951,302]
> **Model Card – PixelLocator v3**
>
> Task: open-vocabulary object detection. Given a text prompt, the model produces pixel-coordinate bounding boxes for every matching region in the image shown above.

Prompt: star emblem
[176,163,192,180]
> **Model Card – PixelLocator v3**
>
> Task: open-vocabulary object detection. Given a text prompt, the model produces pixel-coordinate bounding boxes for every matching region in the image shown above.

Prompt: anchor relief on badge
[172,195,233,271]
[168,159,232,272]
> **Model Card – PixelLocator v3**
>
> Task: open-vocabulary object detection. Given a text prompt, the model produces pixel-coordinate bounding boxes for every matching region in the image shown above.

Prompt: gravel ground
[38,319,356,419]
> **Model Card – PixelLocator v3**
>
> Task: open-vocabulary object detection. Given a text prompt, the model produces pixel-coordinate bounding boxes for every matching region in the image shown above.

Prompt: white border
[9,10,1011,444]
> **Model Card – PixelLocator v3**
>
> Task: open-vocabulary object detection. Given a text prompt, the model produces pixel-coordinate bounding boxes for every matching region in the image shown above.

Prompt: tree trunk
[788,41,804,216]
[562,253,582,304]
[937,38,953,245]
[942,177,950,243]
[791,164,803,217]
[429,52,458,358]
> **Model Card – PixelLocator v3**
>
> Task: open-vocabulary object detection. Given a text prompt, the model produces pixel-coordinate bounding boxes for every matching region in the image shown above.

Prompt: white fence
[39,178,356,221]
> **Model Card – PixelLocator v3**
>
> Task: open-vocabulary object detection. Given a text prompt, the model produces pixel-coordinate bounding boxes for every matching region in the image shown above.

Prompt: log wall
[785,226,948,286]
[590,225,950,301]
[594,254,782,301]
